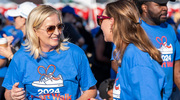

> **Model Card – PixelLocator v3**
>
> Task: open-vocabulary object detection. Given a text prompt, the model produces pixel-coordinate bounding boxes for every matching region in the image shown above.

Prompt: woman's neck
[41,46,56,52]
[21,26,26,37]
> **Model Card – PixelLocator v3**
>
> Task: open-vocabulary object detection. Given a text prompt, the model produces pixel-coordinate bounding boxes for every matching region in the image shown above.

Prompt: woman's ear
[34,29,37,33]
[34,28,40,37]
[110,17,114,26]
[21,17,26,25]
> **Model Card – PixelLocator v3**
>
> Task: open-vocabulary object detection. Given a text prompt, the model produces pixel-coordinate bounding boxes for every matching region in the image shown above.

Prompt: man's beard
[152,16,167,25]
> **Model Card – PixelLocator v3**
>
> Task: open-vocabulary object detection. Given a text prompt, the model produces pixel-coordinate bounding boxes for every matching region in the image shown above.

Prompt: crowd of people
[0,0,180,100]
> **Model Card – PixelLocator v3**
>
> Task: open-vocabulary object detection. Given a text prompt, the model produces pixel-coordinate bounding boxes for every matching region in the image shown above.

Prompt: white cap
[6,2,37,19]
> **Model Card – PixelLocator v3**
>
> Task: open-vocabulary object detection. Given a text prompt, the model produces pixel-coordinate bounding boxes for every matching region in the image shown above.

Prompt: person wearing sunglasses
[2,5,97,100]
[0,2,37,100]
[0,2,37,62]
[97,0,167,99]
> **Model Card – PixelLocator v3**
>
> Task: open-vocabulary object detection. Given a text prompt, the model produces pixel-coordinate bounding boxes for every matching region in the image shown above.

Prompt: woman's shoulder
[124,44,146,57]
[13,46,30,57]
[63,42,86,60]
[123,44,153,65]
[66,42,84,53]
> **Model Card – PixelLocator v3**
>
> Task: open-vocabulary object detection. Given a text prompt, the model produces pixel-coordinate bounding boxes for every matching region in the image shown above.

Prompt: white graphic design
[156,36,173,54]
[32,64,64,88]
[113,84,120,99]
[113,77,121,99]
[158,42,173,54]
[32,73,63,88]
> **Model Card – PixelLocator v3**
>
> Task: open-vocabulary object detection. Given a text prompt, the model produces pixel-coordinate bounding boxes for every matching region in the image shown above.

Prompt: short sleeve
[77,52,97,91]
[0,55,5,59]
[2,59,24,90]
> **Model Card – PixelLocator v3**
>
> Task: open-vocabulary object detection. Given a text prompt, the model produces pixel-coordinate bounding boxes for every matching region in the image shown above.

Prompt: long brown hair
[105,0,162,65]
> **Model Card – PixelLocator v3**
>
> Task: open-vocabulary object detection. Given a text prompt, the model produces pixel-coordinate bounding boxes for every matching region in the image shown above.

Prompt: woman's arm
[77,85,97,100]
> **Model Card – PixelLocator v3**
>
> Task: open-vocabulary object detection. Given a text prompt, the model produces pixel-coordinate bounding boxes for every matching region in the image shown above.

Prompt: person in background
[0,13,5,32]
[0,36,6,100]
[176,19,180,41]
[74,16,95,53]
[2,5,97,100]
[2,12,24,51]
[110,44,118,80]
[166,15,180,100]
[0,5,35,98]
[0,13,14,100]
[135,0,180,99]
[111,44,118,74]
[97,0,166,99]
[0,1,37,61]
[61,5,85,47]
[91,28,112,88]
[0,13,7,100]
[0,13,7,77]
[98,78,115,100]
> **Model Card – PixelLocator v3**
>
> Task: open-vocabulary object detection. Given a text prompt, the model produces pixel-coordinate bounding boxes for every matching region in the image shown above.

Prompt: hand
[88,98,97,100]
[11,82,25,100]
[0,45,13,59]
[3,34,14,45]
[0,34,14,59]
[88,98,106,100]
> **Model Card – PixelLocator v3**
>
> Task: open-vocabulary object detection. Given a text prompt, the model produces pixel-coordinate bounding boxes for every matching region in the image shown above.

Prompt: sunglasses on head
[39,23,65,35]
[97,15,111,26]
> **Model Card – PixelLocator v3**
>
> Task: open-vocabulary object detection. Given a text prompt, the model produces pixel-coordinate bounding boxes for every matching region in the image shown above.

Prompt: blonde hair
[24,5,69,59]
[106,0,162,65]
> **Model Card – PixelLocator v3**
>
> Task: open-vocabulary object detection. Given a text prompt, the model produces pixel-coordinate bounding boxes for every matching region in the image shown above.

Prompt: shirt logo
[156,36,173,54]
[113,76,121,99]
[32,64,64,88]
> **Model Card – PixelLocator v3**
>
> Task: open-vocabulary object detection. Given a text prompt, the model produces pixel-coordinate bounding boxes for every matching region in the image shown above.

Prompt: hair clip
[136,22,140,24]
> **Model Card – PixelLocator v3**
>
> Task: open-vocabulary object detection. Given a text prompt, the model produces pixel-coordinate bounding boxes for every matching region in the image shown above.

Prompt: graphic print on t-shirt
[32,64,64,88]
[156,36,173,54]
[113,75,121,99]
[156,36,173,68]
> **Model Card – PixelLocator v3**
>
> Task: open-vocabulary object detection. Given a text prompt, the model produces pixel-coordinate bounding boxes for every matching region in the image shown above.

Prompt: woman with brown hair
[97,0,166,99]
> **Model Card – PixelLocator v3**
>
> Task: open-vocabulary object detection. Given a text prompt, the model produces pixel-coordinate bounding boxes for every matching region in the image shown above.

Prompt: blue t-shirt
[2,42,97,100]
[113,44,166,100]
[110,43,117,79]
[111,44,116,61]
[141,20,180,99]
[2,25,24,47]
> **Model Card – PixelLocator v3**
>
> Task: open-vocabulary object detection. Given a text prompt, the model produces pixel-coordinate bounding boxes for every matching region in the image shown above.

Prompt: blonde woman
[2,5,97,100]
[97,0,166,99]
